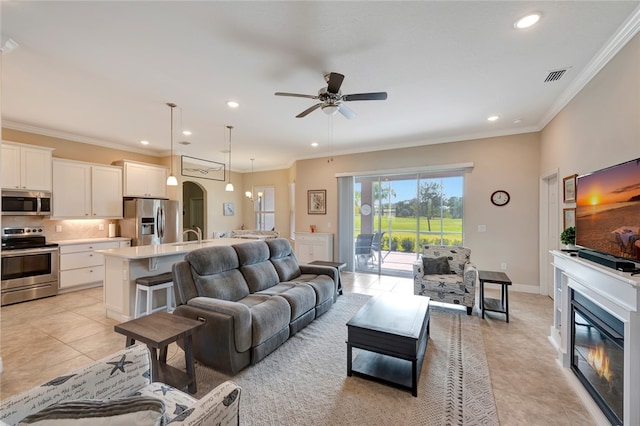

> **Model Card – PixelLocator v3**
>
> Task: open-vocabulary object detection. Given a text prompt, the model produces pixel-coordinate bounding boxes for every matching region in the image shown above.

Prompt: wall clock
[490,190,510,206]
[360,203,372,216]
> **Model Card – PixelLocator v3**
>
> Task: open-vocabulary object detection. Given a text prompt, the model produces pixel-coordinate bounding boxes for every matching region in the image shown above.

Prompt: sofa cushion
[186,245,239,275]
[238,295,291,346]
[240,261,280,293]
[194,269,250,302]
[422,256,451,275]
[234,241,281,292]
[233,240,270,266]
[289,274,335,306]
[421,246,470,275]
[17,396,164,426]
[267,239,302,281]
[257,283,316,320]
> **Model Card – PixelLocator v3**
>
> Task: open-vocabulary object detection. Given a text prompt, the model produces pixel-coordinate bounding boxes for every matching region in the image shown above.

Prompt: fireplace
[571,290,624,425]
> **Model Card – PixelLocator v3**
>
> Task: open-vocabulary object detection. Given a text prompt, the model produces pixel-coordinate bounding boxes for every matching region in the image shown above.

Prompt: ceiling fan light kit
[275,72,387,119]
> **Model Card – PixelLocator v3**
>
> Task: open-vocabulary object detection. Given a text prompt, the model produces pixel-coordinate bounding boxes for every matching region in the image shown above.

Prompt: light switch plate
[478,225,487,232]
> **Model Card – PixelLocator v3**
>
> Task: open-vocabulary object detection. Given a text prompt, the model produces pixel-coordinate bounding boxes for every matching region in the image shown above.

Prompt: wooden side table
[309,260,346,295]
[478,270,512,323]
[114,312,203,393]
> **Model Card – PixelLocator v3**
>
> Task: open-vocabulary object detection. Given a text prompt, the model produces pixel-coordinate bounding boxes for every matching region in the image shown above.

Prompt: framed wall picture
[563,174,577,203]
[563,208,576,229]
[223,202,235,216]
[308,189,326,215]
[181,155,226,181]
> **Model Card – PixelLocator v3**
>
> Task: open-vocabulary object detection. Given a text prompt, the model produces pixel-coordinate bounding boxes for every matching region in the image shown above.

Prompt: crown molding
[2,120,165,157]
[538,4,640,128]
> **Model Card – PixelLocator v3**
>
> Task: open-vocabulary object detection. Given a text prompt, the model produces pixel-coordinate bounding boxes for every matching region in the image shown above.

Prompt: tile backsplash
[1,216,118,241]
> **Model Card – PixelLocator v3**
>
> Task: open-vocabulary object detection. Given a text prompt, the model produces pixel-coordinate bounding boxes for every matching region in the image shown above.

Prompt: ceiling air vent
[544,69,567,83]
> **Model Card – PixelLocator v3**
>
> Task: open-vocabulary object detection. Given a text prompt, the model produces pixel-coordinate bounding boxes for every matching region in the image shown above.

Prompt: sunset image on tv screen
[576,158,640,259]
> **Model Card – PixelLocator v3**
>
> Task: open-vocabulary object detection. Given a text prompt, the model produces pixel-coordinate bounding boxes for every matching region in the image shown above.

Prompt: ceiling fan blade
[326,72,345,94]
[342,92,388,101]
[337,103,356,120]
[275,92,318,99]
[296,103,323,118]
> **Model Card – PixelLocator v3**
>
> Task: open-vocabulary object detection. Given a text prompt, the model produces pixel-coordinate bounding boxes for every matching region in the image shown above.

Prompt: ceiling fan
[275,72,387,119]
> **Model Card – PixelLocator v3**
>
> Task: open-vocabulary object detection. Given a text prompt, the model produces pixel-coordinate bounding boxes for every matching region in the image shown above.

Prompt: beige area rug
[169,293,499,425]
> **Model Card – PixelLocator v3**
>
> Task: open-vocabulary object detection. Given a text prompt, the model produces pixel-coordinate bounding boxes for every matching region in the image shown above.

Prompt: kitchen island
[96,238,252,321]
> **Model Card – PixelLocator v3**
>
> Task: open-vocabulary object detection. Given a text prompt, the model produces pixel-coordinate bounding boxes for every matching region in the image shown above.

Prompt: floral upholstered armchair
[413,245,477,315]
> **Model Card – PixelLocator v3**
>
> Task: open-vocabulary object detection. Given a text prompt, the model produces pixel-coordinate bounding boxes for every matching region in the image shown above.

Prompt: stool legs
[134,282,174,318]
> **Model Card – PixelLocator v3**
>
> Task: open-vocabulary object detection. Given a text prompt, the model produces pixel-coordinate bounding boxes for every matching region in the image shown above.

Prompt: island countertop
[95,237,250,259]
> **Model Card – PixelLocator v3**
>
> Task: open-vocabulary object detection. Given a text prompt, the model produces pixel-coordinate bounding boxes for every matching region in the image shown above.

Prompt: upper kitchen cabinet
[115,160,168,199]
[52,159,123,219]
[1,142,54,191]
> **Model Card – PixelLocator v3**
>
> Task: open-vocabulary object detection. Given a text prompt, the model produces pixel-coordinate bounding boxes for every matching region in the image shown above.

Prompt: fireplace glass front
[571,291,624,425]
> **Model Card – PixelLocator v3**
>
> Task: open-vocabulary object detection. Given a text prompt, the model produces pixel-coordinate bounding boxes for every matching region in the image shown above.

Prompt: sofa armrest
[463,262,478,296]
[184,297,252,352]
[299,264,338,284]
[169,381,241,426]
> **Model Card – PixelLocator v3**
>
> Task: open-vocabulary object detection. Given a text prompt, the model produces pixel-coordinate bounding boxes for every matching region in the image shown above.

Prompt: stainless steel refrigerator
[120,199,179,246]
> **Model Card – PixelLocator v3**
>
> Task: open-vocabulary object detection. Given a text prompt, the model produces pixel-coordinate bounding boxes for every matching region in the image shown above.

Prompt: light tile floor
[0,274,595,425]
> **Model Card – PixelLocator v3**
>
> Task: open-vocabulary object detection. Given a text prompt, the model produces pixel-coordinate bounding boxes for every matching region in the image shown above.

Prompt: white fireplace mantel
[550,250,640,425]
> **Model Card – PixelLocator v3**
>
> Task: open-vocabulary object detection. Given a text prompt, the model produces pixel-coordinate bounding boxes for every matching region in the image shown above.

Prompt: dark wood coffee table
[114,312,203,393]
[346,293,430,397]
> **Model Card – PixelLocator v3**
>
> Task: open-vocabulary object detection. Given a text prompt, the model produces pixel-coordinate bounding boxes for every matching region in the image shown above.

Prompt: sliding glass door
[353,172,463,277]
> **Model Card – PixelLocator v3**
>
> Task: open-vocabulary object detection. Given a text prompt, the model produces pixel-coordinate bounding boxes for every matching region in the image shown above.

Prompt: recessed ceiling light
[487,115,500,122]
[514,12,542,29]
[226,100,239,108]
[140,140,149,145]
[182,130,192,136]
[513,118,523,124]
[311,142,319,147]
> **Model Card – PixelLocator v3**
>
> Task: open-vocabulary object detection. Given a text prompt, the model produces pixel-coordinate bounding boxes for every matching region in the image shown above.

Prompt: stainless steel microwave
[1,190,52,216]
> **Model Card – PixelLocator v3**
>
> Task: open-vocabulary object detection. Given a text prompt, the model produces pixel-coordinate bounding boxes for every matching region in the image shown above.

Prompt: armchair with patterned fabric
[413,245,477,315]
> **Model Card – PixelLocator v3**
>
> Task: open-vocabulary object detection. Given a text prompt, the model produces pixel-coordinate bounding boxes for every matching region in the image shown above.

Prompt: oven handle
[1,247,59,257]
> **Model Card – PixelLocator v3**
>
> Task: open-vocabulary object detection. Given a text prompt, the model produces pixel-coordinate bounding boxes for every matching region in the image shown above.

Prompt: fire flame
[587,344,613,382]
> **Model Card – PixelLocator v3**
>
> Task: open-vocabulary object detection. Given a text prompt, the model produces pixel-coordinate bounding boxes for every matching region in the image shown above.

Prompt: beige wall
[541,33,640,179]
[294,133,542,290]
[3,128,165,166]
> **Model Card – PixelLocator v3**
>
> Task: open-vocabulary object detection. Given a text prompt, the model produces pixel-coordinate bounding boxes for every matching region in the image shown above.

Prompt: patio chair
[371,231,388,265]
[355,234,375,266]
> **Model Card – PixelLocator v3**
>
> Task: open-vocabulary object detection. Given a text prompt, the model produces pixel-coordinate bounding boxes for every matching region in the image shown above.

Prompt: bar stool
[134,272,175,318]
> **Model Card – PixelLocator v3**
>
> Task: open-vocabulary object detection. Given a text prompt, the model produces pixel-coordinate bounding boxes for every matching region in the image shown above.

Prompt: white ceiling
[2,1,639,172]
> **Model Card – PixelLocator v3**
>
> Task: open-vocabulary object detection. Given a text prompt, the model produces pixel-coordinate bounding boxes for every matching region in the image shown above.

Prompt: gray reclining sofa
[171,238,338,374]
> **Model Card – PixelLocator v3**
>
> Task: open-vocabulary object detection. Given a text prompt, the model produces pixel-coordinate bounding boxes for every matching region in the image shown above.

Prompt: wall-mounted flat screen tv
[576,158,640,261]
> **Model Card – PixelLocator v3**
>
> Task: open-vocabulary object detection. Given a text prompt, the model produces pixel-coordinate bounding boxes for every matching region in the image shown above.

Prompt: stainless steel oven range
[1,227,59,306]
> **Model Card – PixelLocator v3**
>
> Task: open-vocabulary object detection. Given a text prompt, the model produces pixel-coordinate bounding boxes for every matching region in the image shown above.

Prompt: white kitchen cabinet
[1,142,53,191]
[52,159,123,219]
[294,232,333,263]
[116,160,167,199]
[58,239,130,291]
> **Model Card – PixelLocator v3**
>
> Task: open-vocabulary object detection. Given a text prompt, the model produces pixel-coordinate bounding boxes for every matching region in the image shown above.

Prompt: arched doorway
[182,181,206,241]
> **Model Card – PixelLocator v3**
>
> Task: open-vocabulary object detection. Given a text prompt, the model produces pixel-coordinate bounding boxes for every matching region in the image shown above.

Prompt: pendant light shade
[166,102,178,186]
[225,125,234,191]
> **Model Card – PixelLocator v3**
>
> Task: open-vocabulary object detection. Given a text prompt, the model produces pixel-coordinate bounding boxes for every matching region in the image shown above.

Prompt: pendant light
[166,102,178,186]
[225,125,234,191]
[245,158,263,201]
